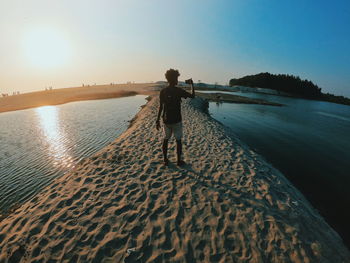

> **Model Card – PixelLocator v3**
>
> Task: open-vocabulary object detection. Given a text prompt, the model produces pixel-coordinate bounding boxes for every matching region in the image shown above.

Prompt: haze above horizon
[1,0,349,97]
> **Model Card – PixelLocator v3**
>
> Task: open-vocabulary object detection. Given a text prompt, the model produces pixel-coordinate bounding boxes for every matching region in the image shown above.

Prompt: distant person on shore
[156,69,195,166]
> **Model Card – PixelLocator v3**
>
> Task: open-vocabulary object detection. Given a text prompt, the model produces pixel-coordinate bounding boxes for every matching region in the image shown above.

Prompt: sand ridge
[0,83,158,113]
[0,96,349,262]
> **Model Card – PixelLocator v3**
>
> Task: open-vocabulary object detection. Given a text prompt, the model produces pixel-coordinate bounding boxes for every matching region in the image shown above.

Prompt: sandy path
[0,96,349,262]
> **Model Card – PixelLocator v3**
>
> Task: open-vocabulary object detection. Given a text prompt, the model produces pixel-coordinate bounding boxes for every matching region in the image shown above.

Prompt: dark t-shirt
[160,86,192,124]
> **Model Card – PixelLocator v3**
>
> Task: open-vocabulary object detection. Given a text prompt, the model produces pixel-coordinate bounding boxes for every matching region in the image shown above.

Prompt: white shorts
[163,122,183,140]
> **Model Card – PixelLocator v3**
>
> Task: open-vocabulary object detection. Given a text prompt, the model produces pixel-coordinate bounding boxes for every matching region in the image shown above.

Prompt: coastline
[196,92,284,106]
[0,84,284,114]
[0,83,158,114]
[0,96,349,262]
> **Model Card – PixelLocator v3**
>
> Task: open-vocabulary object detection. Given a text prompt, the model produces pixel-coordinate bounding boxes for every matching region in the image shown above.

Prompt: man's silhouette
[156,69,195,166]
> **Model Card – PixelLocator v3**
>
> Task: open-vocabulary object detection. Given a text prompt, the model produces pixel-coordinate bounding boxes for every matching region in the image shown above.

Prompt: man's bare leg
[176,139,185,166]
[162,139,169,165]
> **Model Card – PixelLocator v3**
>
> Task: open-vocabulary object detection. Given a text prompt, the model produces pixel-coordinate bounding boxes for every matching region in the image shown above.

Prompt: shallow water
[0,95,147,212]
[205,90,350,246]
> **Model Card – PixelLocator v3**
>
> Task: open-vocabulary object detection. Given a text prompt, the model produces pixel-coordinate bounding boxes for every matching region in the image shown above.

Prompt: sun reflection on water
[35,106,73,168]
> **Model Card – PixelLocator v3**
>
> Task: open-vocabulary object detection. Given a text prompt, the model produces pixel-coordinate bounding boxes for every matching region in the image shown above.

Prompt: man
[156,69,195,166]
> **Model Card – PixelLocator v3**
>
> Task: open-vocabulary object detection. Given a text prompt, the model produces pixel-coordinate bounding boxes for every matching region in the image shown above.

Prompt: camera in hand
[185,78,193,85]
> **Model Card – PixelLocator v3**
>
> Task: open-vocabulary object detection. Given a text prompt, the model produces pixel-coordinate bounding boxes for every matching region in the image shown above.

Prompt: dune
[0,83,159,113]
[0,96,349,262]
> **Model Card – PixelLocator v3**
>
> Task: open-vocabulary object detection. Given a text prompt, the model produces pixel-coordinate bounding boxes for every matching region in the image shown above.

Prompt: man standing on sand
[156,69,195,166]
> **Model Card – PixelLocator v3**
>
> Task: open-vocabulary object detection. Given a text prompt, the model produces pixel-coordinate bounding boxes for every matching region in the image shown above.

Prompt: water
[0,95,147,212]
[205,90,350,246]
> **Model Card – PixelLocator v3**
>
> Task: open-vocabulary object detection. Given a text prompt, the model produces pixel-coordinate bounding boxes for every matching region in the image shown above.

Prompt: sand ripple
[0,97,349,262]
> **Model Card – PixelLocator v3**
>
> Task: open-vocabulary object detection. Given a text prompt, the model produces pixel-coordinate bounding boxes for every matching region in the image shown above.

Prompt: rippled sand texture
[0,97,349,262]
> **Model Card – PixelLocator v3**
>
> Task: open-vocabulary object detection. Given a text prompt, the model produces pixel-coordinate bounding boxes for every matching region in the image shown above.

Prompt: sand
[0,96,349,262]
[0,83,282,114]
[196,92,284,106]
[0,83,158,113]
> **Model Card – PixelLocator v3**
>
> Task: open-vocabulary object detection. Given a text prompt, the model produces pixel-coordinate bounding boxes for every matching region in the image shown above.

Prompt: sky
[0,0,350,96]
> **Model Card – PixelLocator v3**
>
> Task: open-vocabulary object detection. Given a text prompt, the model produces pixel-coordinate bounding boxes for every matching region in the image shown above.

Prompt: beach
[0,96,349,262]
[0,84,284,114]
[196,92,284,106]
[0,83,158,113]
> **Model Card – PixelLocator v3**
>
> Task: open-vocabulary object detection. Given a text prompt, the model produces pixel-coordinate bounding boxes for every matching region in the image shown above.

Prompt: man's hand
[156,120,161,130]
[190,79,195,98]
[186,78,194,85]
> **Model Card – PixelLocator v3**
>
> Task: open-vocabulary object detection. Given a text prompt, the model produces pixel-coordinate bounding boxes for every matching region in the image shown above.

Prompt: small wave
[316,111,350,122]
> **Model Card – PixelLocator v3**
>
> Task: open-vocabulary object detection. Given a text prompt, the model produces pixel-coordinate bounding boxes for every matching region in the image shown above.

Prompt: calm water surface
[205,90,350,246]
[0,95,147,212]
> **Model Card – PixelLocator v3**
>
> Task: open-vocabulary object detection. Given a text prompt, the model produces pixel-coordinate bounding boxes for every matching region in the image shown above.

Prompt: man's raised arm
[190,81,195,98]
[184,78,195,98]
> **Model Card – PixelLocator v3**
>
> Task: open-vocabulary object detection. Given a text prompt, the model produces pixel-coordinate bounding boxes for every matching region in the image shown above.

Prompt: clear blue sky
[1,0,349,96]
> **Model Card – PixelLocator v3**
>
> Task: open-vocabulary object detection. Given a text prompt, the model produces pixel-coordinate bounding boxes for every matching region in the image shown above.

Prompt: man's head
[165,69,180,86]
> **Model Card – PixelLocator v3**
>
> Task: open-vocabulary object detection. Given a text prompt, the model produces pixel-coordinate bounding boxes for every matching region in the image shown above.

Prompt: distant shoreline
[196,92,284,106]
[229,72,350,106]
[0,83,285,114]
[0,83,158,114]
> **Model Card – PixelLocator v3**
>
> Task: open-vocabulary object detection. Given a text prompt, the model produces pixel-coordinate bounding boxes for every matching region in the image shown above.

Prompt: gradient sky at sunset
[1,0,349,96]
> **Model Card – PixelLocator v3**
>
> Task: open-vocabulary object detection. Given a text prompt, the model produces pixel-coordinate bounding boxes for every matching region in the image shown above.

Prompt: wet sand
[0,96,349,262]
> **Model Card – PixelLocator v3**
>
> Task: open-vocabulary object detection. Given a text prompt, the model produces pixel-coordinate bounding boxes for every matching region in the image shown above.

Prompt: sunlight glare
[35,106,73,167]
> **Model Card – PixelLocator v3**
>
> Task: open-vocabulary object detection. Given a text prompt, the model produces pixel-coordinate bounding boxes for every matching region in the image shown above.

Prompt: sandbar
[0,96,348,262]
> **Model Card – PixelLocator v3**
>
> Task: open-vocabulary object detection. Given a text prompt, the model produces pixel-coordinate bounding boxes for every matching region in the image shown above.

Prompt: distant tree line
[319,92,350,105]
[229,72,350,105]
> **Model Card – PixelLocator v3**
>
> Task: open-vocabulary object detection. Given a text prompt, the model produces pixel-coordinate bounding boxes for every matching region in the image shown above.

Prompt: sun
[22,27,71,69]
